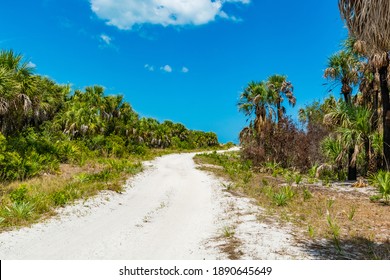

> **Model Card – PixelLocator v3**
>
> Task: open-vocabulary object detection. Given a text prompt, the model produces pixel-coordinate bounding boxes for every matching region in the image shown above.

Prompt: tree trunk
[372,88,382,171]
[363,136,371,176]
[373,88,379,130]
[342,88,356,180]
[379,65,390,171]
[347,149,357,180]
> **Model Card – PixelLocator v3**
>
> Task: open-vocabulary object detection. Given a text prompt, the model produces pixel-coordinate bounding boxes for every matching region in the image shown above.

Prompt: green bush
[3,202,35,220]
[51,190,72,206]
[0,150,24,181]
[369,170,390,202]
[9,185,29,204]
[273,192,288,206]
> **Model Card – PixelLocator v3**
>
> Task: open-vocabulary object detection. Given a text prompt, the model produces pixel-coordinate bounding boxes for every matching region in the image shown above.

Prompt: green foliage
[369,170,390,202]
[197,151,251,182]
[51,190,72,206]
[3,202,35,220]
[273,192,288,206]
[308,164,318,179]
[273,186,296,206]
[348,205,357,221]
[294,173,303,185]
[281,185,295,199]
[222,226,235,238]
[55,141,82,163]
[308,225,315,238]
[9,185,28,204]
[284,172,295,185]
[327,214,341,252]
[326,198,335,209]
[0,49,220,186]
[302,187,313,201]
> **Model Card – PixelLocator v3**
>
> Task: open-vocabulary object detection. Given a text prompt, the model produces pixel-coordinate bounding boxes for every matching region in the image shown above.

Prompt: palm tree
[324,50,361,180]
[238,81,275,134]
[324,50,360,104]
[321,136,344,180]
[339,0,390,170]
[0,50,36,135]
[324,101,375,178]
[266,75,296,124]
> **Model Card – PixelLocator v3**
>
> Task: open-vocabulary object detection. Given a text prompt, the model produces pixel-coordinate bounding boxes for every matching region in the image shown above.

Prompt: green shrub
[51,190,72,206]
[55,141,81,163]
[295,173,303,185]
[281,185,295,199]
[273,192,288,206]
[0,151,24,181]
[3,202,35,220]
[302,187,313,201]
[9,185,29,204]
[369,170,390,202]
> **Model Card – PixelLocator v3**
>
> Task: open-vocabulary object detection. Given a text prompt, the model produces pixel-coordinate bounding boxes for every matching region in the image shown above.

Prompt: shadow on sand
[301,237,390,260]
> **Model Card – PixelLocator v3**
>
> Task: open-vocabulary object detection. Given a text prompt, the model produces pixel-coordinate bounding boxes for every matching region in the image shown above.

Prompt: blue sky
[0,0,347,143]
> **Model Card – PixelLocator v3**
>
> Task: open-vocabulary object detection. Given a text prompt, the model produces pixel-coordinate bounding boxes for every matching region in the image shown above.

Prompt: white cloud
[161,65,173,73]
[100,34,112,45]
[181,66,189,73]
[27,61,36,68]
[144,64,155,71]
[90,0,250,30]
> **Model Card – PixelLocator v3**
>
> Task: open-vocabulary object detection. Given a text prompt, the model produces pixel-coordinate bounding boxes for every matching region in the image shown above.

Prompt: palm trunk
[343,88,357,180]
[373,88,379,130]
[347,149,357,180]
[379,65,390,171]
[372,88,382,171]
[363,136,370,176]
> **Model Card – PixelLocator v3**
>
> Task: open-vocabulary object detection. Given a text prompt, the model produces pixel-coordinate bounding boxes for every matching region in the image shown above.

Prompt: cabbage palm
[324,50,360,104]
[266,75,296,123]
[324,102,374,178]
[339,0,390,170]
[238,81,275,134]
[321,136,344,179]
[0,50,36,135]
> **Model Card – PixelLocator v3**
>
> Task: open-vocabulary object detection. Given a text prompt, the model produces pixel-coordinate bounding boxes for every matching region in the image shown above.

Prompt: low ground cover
[194,151,390,259]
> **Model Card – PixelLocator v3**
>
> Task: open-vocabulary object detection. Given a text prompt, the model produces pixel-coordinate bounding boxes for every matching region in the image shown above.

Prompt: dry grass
[195,152,390,259]
[0,158,143,232]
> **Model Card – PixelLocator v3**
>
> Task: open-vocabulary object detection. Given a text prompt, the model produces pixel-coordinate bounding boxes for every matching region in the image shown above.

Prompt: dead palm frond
[339,0,390,54]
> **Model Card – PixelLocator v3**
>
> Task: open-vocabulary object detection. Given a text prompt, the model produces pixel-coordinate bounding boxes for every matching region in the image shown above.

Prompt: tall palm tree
[324,50,360,104]
[238,81,275,134]
[339,0,390,170]
[266,75,296,124]
[324,50,361,180]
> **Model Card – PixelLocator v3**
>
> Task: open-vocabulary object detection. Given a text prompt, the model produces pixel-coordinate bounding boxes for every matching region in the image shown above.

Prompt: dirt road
[0,151,310,260]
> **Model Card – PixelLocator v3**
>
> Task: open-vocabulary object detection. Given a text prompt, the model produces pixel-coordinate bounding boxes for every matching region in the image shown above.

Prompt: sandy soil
[0,150,310,260]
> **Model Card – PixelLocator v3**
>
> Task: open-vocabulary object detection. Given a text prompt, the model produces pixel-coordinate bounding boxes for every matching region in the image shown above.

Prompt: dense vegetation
[195,0,390,259]
[239,37,389,188]
[238,1,390,187]
[195,151,390,259]
[0,49,219,182]
[0,49,220,229]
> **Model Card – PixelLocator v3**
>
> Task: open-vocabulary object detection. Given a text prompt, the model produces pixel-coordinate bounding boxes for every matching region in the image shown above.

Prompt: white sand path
[0,150,310,260]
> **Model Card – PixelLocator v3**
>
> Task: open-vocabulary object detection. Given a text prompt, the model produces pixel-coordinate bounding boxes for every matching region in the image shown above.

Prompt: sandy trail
[0,150,310,260]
